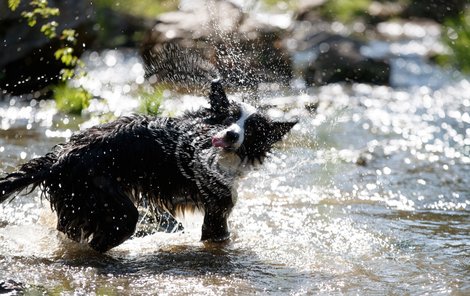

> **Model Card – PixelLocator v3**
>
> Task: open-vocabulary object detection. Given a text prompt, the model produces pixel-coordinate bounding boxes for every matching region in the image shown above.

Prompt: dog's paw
[201,233,231,249]
[200,231,230,244]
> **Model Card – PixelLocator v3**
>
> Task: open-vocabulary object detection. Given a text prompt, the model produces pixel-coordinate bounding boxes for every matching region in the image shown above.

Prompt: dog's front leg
[201,196,233,242]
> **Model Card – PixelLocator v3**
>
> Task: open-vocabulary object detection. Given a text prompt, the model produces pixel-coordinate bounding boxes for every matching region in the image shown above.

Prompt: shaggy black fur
[0,81,296,252]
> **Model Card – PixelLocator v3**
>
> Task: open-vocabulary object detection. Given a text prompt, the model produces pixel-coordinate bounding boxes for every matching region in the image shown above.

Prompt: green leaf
[8,0,21,11]
[61,29,77,44]
[17,0,85,82]
[60,69,75,81]
[40,21,58,39]
[21,11,37,26]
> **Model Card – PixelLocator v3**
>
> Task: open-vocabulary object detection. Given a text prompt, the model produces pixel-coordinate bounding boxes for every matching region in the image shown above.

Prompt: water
[1,27,470,295]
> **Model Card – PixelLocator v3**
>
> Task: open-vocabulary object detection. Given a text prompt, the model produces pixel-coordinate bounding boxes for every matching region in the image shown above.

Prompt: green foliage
[9,0,84,81]
[438,11,470,73]
[54,47,77,66]
[21,0,59,27]
[8,0,21,11]
[138,87,165,116]
[61,28,78,43]
[93,0,178,18]
[321,0,372,23]
[260,0,298,11]
[40,20,58,38]
[53,84,92,115]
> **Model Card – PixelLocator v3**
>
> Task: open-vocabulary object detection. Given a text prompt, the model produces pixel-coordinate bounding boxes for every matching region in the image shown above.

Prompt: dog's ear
[269,121,297,143]
[209,80,230,113]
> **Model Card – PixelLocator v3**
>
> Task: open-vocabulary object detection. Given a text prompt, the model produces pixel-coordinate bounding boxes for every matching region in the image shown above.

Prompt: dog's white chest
[216,151,243,175]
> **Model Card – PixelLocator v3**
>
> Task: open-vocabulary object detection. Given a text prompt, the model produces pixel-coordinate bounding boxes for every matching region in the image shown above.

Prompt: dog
[0,80,296,252]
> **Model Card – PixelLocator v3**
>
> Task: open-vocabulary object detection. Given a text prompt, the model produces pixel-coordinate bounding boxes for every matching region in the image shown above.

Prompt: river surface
[1,23,469,295]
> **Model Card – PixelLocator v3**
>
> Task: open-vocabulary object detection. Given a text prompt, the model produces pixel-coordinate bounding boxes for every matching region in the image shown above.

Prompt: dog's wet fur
[0,80,296,252]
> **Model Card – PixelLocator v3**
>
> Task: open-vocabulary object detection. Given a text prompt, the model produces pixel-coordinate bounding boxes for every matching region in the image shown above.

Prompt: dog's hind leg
[87,176,139,252]
[53,177,139,253]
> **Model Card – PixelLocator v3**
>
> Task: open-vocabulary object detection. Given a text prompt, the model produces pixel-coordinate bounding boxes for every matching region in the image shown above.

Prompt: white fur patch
[217,150,243,175]
[215,151,244,206]
[215,102,256,149]
[234,102,255,148]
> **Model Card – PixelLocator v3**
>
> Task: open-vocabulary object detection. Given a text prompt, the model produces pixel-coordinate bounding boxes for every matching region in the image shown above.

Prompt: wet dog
[0,80,296,252]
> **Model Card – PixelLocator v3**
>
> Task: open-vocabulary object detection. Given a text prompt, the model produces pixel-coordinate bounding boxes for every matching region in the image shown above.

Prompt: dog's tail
[0,152,57,203]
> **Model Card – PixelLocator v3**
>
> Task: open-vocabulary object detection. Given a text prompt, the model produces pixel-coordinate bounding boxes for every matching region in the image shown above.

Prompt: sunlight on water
[74,50,144,117]
[1,28,469,295]
[0,101,56,130]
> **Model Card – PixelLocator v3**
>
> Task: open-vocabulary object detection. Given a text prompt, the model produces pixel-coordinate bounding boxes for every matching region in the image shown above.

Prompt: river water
[1,23,469,295]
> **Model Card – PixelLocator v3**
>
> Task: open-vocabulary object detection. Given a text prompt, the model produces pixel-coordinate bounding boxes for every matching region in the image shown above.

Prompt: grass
[53,84,92,115]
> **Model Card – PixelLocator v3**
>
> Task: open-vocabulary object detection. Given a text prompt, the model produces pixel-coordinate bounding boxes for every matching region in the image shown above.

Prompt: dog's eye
[222,117,236,125]
[222,112,240,125]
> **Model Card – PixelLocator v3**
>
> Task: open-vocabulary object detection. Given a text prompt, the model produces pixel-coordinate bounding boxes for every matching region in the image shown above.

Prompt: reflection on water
[1,36,470,295]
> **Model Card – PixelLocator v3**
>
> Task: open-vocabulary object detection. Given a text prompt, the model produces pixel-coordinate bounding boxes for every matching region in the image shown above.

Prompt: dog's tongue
[211,136,228,148]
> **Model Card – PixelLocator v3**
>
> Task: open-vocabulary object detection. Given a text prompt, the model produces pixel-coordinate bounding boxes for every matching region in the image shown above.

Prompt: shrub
[321,0,372,23]
[438,11,470,73]
[53,84,92,115]
[138,87,165,116]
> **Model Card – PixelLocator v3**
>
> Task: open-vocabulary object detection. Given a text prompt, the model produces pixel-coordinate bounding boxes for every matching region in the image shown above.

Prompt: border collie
[0,80,296,252]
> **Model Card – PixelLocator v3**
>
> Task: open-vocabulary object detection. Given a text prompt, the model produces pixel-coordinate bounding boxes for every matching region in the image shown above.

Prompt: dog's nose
[225,130,239,143]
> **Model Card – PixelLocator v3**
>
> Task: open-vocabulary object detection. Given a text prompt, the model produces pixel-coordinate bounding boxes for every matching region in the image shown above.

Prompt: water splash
[1,17,469,295]
[143,43,220,92]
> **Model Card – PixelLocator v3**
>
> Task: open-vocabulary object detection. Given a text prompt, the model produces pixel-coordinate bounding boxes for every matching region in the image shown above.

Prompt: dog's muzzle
[212,130,240,149]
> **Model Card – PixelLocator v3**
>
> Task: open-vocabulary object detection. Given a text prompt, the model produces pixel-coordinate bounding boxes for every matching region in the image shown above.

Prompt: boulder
[0,0,95,96]
[141,0,292,88]
[303,33,390,86]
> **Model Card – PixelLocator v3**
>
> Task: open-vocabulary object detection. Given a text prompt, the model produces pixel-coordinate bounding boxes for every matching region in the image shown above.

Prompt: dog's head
[207,80,297,163]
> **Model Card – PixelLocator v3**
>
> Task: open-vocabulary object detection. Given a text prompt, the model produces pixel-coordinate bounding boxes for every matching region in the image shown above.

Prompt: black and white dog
[0,80,296,252]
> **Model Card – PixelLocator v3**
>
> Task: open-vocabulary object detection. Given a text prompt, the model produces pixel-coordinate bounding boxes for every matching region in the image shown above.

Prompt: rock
[402,0,467,23]
[93,7,155,49]
[141,0,292,88]
[367,1,404,23]
[303,33,390,86]
[0,280,24,294]
[0,0,95,96]
[295,0,326,22]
